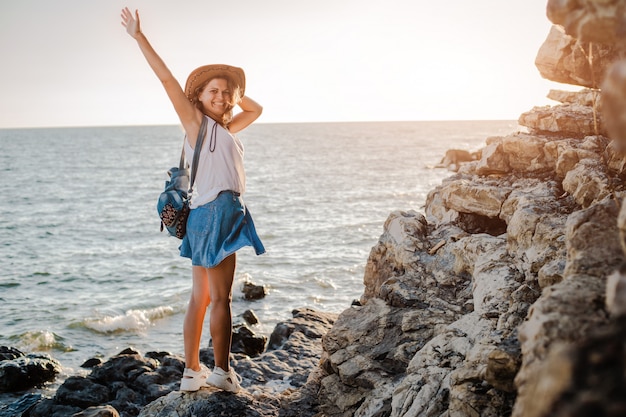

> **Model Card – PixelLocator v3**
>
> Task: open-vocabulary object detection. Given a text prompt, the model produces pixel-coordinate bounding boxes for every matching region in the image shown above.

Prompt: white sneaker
[206,366,242,393]
[180,364,210,391]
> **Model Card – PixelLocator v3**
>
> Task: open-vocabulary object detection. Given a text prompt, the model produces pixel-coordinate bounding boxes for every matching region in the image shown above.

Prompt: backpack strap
[177,116,210,196]
[189,116,209,194]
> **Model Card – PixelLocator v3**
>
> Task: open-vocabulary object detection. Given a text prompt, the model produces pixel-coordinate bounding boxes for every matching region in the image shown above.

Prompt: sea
[0,120,516,401]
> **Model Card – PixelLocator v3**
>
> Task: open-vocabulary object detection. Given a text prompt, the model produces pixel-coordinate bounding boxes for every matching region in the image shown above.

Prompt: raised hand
[121,7,141,39]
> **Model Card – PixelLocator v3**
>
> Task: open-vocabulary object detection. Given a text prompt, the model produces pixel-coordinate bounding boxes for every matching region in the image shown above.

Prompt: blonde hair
[190,76,242,128]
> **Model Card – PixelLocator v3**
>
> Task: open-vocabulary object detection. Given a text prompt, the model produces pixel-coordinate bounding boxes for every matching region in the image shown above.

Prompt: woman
[121,8,265,393]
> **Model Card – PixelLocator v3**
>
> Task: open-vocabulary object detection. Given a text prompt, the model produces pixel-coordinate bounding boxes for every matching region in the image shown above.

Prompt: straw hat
[184,64,246,101]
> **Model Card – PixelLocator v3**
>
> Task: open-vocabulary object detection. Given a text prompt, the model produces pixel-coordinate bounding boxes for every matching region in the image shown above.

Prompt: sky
[0,0,570,128]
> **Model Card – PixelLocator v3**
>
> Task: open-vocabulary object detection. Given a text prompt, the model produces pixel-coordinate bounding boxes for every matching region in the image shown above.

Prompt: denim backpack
[157,116,208,239]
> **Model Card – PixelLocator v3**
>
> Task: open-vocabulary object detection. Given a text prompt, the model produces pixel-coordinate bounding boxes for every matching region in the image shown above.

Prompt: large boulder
[535,25,619,88]
[547,0,626,44]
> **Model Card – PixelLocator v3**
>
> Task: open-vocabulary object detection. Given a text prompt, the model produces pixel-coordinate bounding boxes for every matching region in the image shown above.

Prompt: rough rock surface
[0,347,61,392]
[535,24,619,88]
[138,389,280,417]
[7,3,626,417]
[519,103,604,138]
[314,134,626,416]
[17,308,335,417]
[242,279,268,300]
[307,2,626,415]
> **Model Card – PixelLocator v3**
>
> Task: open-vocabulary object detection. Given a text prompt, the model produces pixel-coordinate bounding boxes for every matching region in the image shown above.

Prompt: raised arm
[229,96,263,134]
[121,8,202,138]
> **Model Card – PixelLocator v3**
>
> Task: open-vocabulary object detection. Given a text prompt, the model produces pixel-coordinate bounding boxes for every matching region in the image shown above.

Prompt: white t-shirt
[184,117,246,208]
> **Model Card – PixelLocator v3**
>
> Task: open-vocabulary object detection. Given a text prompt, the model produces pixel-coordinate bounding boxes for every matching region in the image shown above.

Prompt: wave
[9,330,75,352]
[81,306,176,334]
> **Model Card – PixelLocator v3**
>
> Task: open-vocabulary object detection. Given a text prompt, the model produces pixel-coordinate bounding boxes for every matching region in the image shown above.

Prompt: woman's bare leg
[207,253,236,371]
[183,265,211,371]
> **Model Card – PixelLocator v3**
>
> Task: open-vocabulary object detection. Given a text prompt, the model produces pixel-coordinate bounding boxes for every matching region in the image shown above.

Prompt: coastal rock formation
[312,131,625,415]
[306,2,626,417]
[0,347,61,393]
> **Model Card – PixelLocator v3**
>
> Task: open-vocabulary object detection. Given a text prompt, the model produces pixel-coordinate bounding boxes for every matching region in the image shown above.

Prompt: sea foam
[83,306,175,334]
[9,330,74,352]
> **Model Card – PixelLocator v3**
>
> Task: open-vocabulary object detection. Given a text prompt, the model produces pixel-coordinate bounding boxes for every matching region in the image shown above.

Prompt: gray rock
[563,196,623,277]
[138,389,280,417]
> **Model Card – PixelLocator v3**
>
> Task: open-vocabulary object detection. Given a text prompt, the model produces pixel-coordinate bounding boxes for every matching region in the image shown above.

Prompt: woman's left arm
[229,96,263,134]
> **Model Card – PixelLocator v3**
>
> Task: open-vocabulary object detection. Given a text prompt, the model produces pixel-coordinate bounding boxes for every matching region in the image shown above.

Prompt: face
[198,78,231,117]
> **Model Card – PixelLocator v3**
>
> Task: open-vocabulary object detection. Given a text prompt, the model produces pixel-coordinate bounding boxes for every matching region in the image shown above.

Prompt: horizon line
[0,118,519,130]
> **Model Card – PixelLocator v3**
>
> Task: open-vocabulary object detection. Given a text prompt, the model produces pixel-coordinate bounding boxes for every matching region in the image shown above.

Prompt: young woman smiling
[122,7,265,394]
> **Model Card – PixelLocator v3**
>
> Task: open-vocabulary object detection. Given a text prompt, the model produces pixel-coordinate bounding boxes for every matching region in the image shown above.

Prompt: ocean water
[0,120,515,398]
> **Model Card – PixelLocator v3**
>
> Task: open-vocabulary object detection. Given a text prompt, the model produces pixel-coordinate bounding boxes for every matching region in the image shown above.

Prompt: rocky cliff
[310,1,626,416]
[7,2,625,416]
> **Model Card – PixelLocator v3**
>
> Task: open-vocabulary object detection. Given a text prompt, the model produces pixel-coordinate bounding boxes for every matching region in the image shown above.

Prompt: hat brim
[184,64,246,100]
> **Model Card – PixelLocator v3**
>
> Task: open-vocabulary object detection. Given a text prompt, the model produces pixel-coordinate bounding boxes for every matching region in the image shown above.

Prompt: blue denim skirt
[179,191,265,268]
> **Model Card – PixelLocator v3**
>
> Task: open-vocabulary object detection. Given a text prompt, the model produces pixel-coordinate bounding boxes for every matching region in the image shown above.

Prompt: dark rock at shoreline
[0,347,61,392]
[30,349,184,417]
[81,357,103,368]
[0,393,42,417]
[20,308,336,417]
[140,308,337,416]
[232,324,267,357]
[242,280,268,300]
[243,309,260,325]
[0,346,24,361]
[267,308,337,351]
